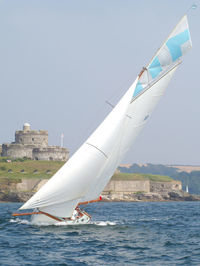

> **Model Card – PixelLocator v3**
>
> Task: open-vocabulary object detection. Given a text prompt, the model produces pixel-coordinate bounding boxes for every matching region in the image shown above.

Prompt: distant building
[1,123,69,161]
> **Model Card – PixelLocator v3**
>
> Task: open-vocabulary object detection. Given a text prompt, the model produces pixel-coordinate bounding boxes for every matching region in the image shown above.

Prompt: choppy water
[0,201,200,265]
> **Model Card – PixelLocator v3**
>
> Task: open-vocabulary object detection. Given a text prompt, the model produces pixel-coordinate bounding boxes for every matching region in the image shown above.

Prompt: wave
[90,221,116,226]
[9,218,116,227]
[9,218,32,225]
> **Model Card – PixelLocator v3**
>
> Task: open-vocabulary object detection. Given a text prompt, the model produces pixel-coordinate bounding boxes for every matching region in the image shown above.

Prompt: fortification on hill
[1,123,69,161]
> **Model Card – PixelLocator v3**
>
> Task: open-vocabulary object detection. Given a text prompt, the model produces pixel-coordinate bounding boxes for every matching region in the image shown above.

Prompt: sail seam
[86,143,108,158]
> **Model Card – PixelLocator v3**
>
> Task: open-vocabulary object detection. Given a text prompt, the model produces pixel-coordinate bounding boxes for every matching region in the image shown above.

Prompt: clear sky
[0,0,199,165]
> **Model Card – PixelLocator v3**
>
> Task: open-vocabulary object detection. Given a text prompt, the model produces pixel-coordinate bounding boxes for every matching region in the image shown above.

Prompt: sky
[0,0,199,165]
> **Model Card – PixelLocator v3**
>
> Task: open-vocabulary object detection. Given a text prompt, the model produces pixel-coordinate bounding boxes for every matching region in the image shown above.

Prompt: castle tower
[23,123,31,132]
[15,123,48,146]
[1,123,69,161]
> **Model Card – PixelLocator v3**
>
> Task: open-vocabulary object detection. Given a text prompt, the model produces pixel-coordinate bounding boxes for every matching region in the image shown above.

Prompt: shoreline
[1,191,200,204]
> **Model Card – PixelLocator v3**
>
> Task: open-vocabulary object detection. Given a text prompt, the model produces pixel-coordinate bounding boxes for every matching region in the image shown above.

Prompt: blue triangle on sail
[133,81,143,97]
[166,29,190,61]
[148,56,162,79]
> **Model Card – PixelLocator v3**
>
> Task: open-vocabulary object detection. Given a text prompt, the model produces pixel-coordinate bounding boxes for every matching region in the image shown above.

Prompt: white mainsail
[81,64,180,202]
[20,15,192,218]
[20,77,138,217]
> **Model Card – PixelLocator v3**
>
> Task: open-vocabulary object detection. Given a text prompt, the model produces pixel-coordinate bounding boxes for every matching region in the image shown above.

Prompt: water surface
[0,202,200,265]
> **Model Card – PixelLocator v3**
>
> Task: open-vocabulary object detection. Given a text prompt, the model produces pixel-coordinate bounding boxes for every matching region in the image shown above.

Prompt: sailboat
[13,15,192,224]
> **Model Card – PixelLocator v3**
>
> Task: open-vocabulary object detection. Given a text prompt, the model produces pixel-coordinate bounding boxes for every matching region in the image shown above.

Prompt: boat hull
[31,208,91,225]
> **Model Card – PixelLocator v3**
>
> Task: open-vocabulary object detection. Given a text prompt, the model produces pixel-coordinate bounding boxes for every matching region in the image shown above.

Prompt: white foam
[10,218,52,226]
[10,218,116,227]
[9,218,31,225]
[10,218,18,223]
[91,221,116,226]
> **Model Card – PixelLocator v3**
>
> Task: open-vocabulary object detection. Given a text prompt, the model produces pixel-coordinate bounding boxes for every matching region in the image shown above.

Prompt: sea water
[0,201,200,265]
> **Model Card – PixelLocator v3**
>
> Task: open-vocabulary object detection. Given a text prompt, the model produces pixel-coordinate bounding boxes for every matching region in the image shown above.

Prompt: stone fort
[1,123,69,161]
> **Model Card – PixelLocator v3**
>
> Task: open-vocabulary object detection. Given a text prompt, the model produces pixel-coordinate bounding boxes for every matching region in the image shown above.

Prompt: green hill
[0,157,173,183]
[0,157,64,181]
[112,172,173,182]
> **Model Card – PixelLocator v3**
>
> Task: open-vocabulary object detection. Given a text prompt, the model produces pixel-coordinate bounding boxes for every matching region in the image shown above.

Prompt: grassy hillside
[0,158,173,183]
[0,157,64,180]
[112,172,173,182]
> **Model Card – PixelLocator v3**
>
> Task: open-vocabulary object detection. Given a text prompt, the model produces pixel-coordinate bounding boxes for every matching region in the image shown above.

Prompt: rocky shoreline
[102,190,200,202]
[1,177,200,203]
[1,190,200,203]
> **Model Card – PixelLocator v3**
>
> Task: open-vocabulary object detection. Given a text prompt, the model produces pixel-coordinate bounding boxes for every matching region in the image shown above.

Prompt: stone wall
[150,180,182,193]
[102,179,182,201]
[11,178,182,195]
[1,177,193,203]
[2,143,69,161]
[103,179,181,194]
[1,144,34,159]
[16,179,42,192]
[15,130,48,146]
[33,147,69,161]
[104,180,150,193]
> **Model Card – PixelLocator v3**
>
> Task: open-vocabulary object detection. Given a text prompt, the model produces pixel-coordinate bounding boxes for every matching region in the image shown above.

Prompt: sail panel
[148,15,191,70]
[20,143,108,212]
[133,81,144,97]
[81,65,179,202]
[80,121,126,202]
[149,56,163,79]
[39,199,79,218]
[166,29,190,61]
[86,78,138,156]
[119,65,179,162]
[133,15,192,99]
[20,78,138,216]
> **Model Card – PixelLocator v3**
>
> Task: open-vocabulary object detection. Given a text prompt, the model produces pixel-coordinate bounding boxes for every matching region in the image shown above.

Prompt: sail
[20,77,138,217]
[81,64,179,202]
[81,15,192,202]
[133,15,192,98]
[20,15,192,218]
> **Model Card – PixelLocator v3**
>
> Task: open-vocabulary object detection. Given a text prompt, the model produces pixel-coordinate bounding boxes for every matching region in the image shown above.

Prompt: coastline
[1,168,200,203]
[102,191,200,202]
[1,190,200,203]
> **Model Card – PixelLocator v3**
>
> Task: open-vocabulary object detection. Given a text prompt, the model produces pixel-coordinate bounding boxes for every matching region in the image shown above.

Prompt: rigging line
[105,69,137,103]
[71,71,137,154]
[105,100,115,108]
[71,66,138,153]
[70,100,107,155]
[105,101,132,119]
